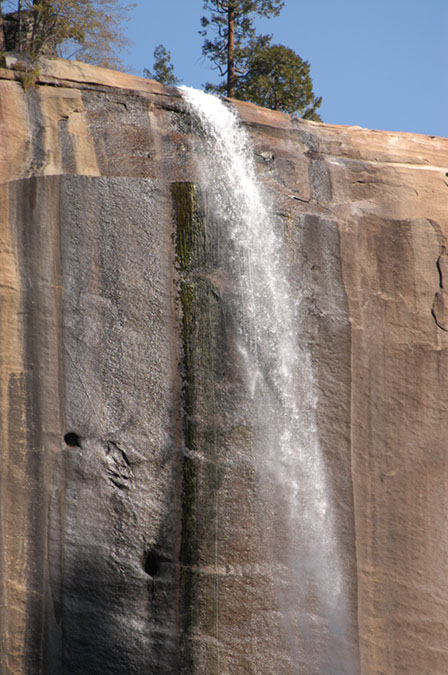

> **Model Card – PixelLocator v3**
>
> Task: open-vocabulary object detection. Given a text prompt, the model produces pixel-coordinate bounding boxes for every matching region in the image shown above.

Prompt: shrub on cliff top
[144,44,181,86]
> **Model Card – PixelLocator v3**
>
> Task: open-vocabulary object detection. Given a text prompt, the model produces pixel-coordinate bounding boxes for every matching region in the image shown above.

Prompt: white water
[180,87,355,672]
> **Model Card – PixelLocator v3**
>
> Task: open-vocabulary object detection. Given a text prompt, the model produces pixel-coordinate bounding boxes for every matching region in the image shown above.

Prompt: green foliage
[11,58,41,90]
[200,0,284,96]
[205,37,322,121]
[144,43,180,86]
[2,0,135,70]
[234,42,322,120]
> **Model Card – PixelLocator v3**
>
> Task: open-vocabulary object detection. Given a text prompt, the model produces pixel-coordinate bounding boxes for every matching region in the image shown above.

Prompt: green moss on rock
[172,182,202,669]
[172,181,228,672]
[172,182,200,272]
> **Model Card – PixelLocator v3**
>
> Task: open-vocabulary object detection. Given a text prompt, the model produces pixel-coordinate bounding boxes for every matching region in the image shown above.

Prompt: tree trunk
[0,16,5,52]
[227,2,235,98]
[31,0,40,55]
[17,0,22,52]
[274,82,279,110]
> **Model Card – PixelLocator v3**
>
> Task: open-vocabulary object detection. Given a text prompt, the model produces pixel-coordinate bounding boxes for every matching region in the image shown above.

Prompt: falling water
[180,87,356,673]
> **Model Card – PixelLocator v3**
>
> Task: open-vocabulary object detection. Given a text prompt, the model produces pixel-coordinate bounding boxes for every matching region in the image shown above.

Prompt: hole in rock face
[64,432,81,447]
[143,551,167,578]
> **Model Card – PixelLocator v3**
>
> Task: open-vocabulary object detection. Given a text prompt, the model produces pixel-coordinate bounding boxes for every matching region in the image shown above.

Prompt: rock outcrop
[1,54,448,674]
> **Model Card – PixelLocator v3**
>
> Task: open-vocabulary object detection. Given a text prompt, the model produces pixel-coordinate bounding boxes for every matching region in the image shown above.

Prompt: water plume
[180,86,356,673]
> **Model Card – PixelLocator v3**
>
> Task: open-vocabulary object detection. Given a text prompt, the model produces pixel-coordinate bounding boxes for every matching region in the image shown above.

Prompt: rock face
[1,54,448,674]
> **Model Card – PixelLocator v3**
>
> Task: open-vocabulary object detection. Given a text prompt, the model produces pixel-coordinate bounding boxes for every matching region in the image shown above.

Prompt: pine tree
[234,42,322,120]
[200,0,284,97]
[144,44,180,86]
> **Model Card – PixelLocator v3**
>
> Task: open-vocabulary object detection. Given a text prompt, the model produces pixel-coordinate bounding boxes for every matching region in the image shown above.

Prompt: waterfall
[180,87,356,673]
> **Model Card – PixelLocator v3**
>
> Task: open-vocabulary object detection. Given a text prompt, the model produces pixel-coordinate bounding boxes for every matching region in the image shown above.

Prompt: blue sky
[125,0,447,138]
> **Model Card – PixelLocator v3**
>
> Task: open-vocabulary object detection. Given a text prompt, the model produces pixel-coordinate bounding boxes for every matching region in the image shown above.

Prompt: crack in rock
[105,441,133,489]
[431,248,448,331]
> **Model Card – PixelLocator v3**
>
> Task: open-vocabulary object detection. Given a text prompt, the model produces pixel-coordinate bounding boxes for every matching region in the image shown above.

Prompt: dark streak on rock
[436,252,445,289]
[289,194,310,203]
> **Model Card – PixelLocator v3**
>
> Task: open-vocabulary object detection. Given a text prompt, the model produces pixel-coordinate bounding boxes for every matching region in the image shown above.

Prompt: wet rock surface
[1,55,448,673]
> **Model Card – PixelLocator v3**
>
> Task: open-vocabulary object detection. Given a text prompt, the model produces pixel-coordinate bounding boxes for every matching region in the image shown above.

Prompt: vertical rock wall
[1,55,448,673]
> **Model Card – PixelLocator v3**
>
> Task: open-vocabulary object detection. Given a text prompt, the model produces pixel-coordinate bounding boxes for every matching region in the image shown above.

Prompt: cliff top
[1,51,447,191]
[1,52,447,146]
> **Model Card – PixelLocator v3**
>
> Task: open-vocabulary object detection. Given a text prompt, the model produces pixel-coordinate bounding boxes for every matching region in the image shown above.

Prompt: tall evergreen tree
[200,0,284,97]
[144,44,180,85]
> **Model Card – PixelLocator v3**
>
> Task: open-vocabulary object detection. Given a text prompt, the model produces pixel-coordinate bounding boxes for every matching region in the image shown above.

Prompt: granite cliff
[1,54,448,674]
